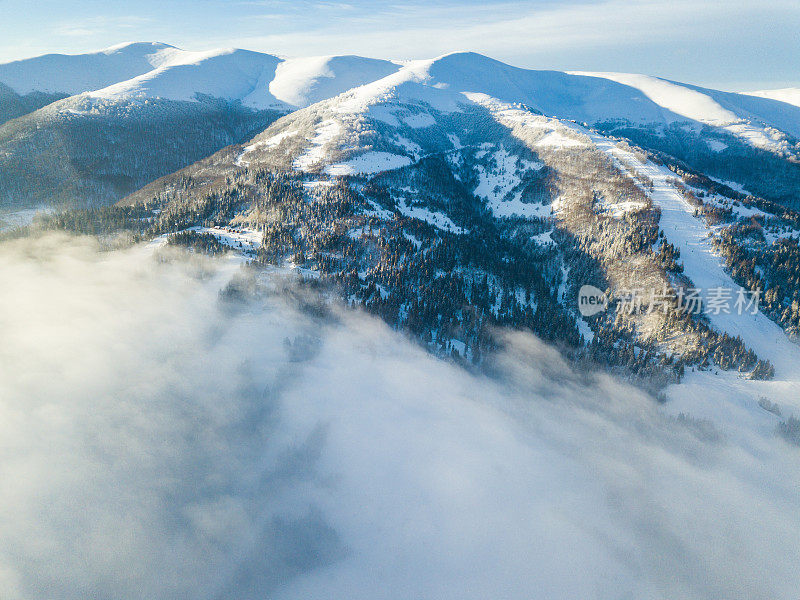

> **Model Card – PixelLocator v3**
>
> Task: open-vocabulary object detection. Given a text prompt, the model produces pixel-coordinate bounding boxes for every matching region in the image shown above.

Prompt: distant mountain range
[1,43,799,209]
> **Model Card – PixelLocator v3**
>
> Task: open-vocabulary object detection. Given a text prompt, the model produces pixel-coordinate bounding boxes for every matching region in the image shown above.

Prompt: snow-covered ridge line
[744,88,800,109]
[569,71,795,154]
[0,42,175,96]
[0,43,403,111]
[6,44,800,146]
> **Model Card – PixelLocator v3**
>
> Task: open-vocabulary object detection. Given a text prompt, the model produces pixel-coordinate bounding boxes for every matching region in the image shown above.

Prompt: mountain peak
[100,41,178,55]
[0,41,181,95]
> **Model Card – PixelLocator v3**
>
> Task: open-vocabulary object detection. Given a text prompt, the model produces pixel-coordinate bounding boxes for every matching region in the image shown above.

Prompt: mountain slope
[0,42,176,125]
[0,81,67,125]
[268,55,400,108]
[585,131,800,377]
[236,53,800,204]
[7,47,800,380]
[235,53,800,206]
[114,54,800,382]
[0,96,283,209]
[0,43,401,112]
[570,71,800,146]
[83,48,286,109]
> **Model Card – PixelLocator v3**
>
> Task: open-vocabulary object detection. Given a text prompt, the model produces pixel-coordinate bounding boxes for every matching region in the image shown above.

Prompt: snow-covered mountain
[0,42,175,97]
[105,49,800,386]
[219,52,800,209]
[0,42,401,117]
[745,87,800,109]
[6,44,800,599]
[76,48,400,111]
[3,45,800,210]
[0,44,403,207]
[5,45,800,375]
[0,42,177,126]
[3,44,800,210]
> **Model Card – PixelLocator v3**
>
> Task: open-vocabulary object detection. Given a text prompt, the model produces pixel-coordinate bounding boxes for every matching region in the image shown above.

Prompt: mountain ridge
[109,53,800,383]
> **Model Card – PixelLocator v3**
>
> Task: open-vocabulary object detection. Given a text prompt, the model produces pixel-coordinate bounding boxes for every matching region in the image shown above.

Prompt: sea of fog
[1,233,799,600]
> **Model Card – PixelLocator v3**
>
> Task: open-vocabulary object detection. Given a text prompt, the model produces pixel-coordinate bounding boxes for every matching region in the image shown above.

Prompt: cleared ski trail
[589,133,800,379]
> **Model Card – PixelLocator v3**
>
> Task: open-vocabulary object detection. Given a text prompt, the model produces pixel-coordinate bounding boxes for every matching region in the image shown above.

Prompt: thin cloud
[220,0,800,87]
[55,16,152,39]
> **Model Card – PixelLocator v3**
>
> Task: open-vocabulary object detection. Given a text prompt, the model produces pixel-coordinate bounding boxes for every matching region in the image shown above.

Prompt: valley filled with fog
[2,234,799,600]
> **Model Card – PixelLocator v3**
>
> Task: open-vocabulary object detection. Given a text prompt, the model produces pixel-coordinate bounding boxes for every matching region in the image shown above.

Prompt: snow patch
[191,226,261,251]
[535,130,587,149]
[294,119,341,171]
[401,112,436,128]
[472,145,550,219]
[238,129,300,165]
[531,230,554,245]
[396,198,464,234]
[326,152,412,176]
[393,135,422,157]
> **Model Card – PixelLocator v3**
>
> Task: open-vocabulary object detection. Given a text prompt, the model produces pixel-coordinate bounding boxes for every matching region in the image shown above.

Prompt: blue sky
[1,0,798,90]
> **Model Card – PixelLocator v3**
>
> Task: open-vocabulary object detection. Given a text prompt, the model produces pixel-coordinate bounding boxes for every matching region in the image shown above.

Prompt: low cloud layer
[1,233,799,599]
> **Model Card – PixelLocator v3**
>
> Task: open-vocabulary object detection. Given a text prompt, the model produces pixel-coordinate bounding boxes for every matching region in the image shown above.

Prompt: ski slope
[588,132,800,379]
